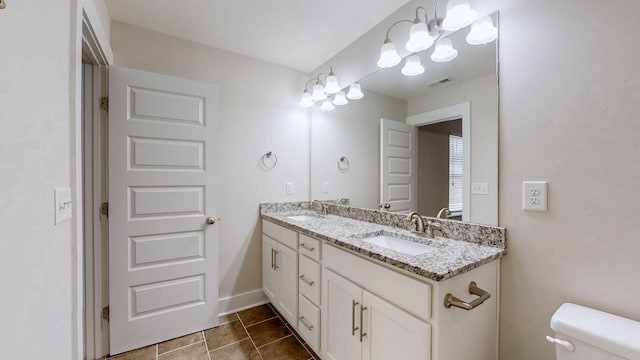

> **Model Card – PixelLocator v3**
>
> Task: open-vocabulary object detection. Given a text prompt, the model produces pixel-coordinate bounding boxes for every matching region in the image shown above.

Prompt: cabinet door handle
[299,243,315,252]
[299,316,314,331]
[273,250,279,270]
[270,249,275,270]
[299,275,314,286]
[351,300,359,336]
[360,305,368,342]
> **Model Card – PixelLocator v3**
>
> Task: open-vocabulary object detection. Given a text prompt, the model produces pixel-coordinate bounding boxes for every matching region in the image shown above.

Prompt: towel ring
[337,156,350,171]
[261,151,278,169]
[0,0,6,9]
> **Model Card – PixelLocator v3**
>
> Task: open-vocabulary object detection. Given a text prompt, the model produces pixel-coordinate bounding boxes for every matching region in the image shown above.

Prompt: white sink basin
[286,214,324,222]
[363,234,436,256]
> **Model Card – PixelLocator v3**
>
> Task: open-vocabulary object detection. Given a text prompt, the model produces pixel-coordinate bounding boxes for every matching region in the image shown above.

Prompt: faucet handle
[426,220,442,238]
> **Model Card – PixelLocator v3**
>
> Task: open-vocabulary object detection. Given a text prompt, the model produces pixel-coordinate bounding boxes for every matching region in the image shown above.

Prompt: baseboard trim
[218,289,269,315]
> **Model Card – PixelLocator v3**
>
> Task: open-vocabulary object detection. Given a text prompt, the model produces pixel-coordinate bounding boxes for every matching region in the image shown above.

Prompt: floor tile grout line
[201,330,212,360]
[266,303,313,359]
[207,337,248,352]
[255,333,295,349]
[237,311,265,360]
[157,340,205,357]
[243,315,279,329]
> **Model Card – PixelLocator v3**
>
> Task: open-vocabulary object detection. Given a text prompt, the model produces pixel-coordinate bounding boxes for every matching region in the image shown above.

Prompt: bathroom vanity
[260,202,506,360]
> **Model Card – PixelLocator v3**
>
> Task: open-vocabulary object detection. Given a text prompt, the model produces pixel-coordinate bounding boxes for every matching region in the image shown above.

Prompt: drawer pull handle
[273,250,279,270]
[299,275,315,286]
[360,305,368,342]
[299,316,314,331]
[299,243,316,252]
[444,281,491,310]
[351,300,359,336]
[271,249,275,270]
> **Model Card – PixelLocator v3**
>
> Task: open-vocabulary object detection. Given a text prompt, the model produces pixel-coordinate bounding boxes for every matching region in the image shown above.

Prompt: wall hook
[261,151,278,169]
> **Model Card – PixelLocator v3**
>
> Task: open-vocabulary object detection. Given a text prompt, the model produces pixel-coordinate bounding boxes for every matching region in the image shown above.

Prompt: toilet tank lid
[551,303,640,359]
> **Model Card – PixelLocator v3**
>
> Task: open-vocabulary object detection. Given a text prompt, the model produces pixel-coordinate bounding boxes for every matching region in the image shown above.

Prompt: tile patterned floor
[105,303,320,360]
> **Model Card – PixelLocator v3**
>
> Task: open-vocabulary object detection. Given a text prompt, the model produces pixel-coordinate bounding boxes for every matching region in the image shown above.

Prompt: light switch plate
[472,182,489,195]
[286,182,294,195]
[322,182,329,194]
[522,181,547,211]
[55,187,73,224]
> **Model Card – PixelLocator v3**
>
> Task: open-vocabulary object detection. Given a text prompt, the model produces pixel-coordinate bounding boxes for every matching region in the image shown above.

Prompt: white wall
[313,0,640,359]
[0,1,75,358]
[110,22,310,309]
[409,74,498,225]
[310,91,407,209]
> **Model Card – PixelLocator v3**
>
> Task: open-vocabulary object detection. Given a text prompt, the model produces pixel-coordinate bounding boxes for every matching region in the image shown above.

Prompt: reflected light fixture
[377,39,402,68]
[299,68,363,109]
[333,91,349,106]
[466,15,498,45]
[401,54,425,76]
[320,98,335,111]
[347,83,364,100]
[431,38,458,62]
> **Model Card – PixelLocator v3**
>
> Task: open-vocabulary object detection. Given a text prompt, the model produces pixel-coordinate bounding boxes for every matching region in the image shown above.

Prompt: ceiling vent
[428,77,454,87]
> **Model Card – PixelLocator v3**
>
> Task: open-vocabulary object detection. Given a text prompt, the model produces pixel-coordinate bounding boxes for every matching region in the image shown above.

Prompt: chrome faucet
[310,200,327,215]
[436,208,452,219]
[407,211,426,233]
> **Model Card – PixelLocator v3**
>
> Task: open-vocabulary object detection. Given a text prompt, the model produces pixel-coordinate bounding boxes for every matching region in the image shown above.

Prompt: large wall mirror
[310,12,499,226]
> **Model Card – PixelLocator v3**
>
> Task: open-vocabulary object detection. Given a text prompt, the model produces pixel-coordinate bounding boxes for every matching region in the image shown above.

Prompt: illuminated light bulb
[401,54,425,76]
[442,0,477,31]
[430,38,458,62]
[324,69,341,94]
[406,21,435,52]
[299,89,313,107]
[320,98,335,111]
[466,16,498,45]
[346,83,364,100]
[311,82,327,101]
[377,39,401,68]
[333,91,348,106]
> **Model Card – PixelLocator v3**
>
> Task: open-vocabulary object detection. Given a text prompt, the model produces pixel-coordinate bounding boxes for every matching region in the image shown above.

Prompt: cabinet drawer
[263,220,297,249]
[324,244,432,321]
[298,294,320,352]
[298,234,321,261]
[299,255,321,305]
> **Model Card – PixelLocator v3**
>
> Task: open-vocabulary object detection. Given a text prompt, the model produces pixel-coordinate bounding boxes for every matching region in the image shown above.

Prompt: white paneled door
[380,119,417,213]
[108,67,219,355]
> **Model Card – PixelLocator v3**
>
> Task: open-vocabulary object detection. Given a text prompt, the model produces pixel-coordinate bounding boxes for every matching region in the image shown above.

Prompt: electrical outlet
[323,182,329,194]
[286,182,294,195]
[522,181,547,211]
[472,182,489,195]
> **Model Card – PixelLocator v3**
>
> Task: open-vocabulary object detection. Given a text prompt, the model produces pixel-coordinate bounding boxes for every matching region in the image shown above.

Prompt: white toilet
[548,303,640,360]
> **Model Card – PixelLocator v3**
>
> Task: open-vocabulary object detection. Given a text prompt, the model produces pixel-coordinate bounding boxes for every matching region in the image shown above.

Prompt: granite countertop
[261,210,505,282]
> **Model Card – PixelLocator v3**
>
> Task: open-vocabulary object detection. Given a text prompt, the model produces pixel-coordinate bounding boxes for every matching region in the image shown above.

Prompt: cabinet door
[262,235,278,301]
[322,269,362,360]
[362,291,431,360]
[275,243,298,325]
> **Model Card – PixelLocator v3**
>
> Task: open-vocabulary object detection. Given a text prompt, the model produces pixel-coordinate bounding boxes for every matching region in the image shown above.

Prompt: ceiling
[105,0,411,73]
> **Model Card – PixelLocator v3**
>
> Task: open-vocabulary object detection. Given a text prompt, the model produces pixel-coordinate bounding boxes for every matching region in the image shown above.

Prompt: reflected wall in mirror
[311,12,499,226]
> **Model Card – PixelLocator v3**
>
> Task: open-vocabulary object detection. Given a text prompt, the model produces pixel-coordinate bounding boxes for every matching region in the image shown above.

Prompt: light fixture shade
[299,90,314,107]
[401,54,425,76]
[333,91,349,106]
[311,82,327,101]
[320,98,335,111]
[442,0,477,31]
[406,22,435,53]
[346,83,364,100]
[377,40,402,68]
[466,16,498,45]
[430,38,458,62]
[324,74,341,94]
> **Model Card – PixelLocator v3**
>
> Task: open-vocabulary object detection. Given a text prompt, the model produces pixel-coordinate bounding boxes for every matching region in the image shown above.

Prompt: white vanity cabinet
[262,221,298,326]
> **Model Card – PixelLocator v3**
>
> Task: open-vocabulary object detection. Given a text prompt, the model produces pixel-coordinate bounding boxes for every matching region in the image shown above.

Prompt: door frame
[73,2,113,360]
[406,102,471,222]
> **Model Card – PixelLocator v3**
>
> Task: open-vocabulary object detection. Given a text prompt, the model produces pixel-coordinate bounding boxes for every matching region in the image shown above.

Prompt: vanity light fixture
[320,98,335,111]
[466,15,498,45]
[376,1,496,77]
[431,38,458,62]
[299,68,364,110]
[401,54,425,76]
[346,82,364,100]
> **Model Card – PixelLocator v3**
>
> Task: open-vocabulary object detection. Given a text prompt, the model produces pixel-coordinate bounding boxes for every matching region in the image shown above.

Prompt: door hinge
[101,97,109,111]
[102,306,110,321]
[101,202,109,218]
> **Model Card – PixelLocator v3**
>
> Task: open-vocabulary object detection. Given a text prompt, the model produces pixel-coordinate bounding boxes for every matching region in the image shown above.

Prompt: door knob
[383,203,391,210]
[206,217,216,225]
